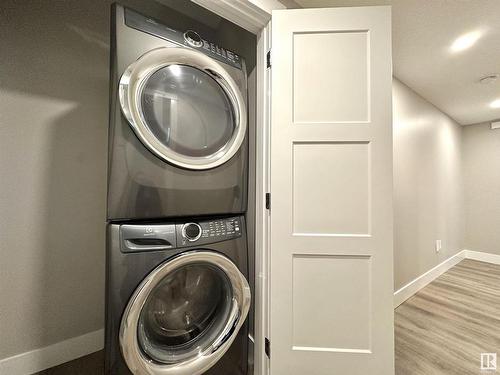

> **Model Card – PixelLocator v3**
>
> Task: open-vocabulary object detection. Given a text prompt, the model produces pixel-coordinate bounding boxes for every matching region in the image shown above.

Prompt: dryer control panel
[120,216,243,253]
[124,7,243,70]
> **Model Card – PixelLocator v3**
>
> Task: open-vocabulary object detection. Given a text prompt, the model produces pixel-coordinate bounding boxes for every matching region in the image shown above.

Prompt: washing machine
[108,5,248,221]
[105,215,250,375]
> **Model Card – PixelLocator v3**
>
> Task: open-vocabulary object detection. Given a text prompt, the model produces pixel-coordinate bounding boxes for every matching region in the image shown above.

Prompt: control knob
[184,30,203,48]
[182,223,202,242]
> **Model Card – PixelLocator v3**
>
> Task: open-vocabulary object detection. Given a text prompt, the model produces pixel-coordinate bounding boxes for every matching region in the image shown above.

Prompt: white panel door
[270,6,393,375]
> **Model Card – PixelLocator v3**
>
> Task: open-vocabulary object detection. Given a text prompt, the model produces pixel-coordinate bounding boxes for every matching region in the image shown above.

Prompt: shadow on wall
[0,0,109,358]
[0,0,257,361]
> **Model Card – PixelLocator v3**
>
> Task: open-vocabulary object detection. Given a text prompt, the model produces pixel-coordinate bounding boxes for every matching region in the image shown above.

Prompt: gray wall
[393,79,465,290]
[463,122,500,254]
[0,1,109,360]
[0,0,256,363]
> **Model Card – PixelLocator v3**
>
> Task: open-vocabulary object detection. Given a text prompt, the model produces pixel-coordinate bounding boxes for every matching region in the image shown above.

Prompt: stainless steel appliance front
[120,251,250,375]
[107,5,248,220]
[105,216,251,375]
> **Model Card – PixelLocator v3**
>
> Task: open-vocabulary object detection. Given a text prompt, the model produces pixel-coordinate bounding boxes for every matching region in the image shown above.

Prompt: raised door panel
[270,6,393,375]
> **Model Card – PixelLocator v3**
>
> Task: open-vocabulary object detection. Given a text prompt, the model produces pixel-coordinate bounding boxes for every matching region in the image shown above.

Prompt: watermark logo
[481,353,497,371]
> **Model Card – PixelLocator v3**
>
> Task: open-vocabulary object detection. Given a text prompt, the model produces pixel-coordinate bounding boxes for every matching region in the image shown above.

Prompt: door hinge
[266,50,271,68]
[265,337,271,358]
[265,193,271,210]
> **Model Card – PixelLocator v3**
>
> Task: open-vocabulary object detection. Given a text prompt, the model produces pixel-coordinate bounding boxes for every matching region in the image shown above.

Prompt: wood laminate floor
[33,259,500,375]
[395,259,500,375]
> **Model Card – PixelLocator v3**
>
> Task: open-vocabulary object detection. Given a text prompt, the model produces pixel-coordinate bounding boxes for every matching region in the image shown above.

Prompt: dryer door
[120,251,251,375]
[119,47,247,170]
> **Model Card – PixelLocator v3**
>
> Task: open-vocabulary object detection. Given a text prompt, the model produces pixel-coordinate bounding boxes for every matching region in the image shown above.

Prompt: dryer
[108,5,248,221]
[105,215,250,375]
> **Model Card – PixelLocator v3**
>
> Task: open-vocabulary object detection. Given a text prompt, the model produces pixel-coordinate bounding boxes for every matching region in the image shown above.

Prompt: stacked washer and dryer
[105,4,252,375]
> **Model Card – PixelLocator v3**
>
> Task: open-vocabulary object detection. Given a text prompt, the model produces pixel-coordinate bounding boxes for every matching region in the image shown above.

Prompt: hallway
[395,260,500,374]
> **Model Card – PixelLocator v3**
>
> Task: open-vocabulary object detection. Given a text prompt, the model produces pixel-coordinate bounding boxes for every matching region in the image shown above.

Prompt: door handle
[123,238,173,252]
[211,301,240,353]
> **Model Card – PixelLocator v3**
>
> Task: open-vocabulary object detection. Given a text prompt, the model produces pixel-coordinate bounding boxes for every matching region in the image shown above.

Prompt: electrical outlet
[435,240,442,253]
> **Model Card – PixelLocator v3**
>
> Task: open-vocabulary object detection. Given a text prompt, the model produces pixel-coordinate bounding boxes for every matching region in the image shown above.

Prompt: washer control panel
[120,216,243,252]
[205,218,241,238]
[176,217,242,247]
[124,8,242,69]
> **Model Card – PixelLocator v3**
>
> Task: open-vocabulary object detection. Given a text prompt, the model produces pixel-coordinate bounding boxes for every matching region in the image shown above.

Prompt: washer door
[119,47,247,170]
[120,251,251,375]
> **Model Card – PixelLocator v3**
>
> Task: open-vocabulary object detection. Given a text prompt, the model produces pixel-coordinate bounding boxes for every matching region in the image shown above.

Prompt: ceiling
[294,0,500,125]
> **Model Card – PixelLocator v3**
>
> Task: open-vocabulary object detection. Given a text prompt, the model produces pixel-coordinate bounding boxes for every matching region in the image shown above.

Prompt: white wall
[463,122,500,255]
[392,79,465,290]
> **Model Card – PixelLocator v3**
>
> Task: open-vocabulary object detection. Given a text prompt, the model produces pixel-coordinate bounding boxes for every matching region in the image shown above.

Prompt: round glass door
[137,263,233,364]
[120,251,251,375]
[140,65,235,159]
[119,47,247,170]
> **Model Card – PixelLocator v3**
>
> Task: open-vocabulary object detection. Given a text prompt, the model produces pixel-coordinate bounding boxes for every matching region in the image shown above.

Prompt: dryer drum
[119,47,247,170]
[119,251,251,375]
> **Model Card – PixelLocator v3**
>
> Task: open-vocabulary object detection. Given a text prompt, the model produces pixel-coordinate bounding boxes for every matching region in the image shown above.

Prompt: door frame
[192,4,395,375]
[190,2,276,375]
[189,2,292,375]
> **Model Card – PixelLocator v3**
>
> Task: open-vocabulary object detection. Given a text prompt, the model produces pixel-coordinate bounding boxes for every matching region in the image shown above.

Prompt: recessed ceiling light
[479,74,499,84]
[450,31,482,52]
[490,99,500,109]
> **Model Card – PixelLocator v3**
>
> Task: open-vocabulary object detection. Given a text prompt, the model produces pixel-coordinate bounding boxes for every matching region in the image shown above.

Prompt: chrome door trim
[119,251,251,375]
[119,47,247,170]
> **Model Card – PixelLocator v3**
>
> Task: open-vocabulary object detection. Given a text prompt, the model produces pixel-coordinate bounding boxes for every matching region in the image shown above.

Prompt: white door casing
[270,6,394,375]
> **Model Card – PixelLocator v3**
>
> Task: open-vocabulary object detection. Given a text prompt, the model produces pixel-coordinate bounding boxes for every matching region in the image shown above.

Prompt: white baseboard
[0,329,104,375]
[394,250,500,308]
[463,249,500,265]
[3,249,499,374]
[394,250,467,308]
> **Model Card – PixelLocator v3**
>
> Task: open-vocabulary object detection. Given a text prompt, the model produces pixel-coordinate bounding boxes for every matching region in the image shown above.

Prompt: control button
[182,223,202,242]
[184,30,203,48]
